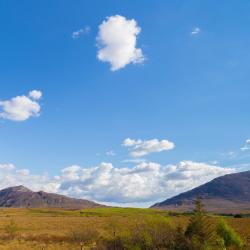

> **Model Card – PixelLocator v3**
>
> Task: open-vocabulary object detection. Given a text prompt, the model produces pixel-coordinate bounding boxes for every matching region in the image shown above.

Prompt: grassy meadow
[0,207,248,249]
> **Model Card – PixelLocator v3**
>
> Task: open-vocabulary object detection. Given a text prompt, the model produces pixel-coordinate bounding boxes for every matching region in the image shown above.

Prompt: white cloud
[72,26,90,39]
[123,138,141,147]
[123,138,175,157]
[97,15,144,71]
[122,158,146,164]
[227,151,237,159]
[106,150,115,156]
[240,147,248,152]
[240,139,250,151]
[0,164,59,193]
[29,90,42,100]
[0,161,235,206]
[58,161,235,204]
[190,27,201,36]
[0,90,42,121]
[207,160,219,165]
[0,164,15,171]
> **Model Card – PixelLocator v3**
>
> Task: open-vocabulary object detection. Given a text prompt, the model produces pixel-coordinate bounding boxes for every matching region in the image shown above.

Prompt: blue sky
[0,1,250,206]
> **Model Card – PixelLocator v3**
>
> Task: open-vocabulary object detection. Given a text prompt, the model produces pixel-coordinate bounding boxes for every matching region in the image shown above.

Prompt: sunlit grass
[0,207,247,249]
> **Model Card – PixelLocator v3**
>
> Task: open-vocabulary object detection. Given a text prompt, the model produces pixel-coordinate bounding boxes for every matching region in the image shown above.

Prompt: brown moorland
[0,207,248,249]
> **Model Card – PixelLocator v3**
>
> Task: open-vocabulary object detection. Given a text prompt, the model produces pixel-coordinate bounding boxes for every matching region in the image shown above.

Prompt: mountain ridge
[0,185,101,209]
[152,171,250,213]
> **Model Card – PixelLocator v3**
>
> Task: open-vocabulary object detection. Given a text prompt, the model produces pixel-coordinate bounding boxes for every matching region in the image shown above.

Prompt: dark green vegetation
[183,199,243,249]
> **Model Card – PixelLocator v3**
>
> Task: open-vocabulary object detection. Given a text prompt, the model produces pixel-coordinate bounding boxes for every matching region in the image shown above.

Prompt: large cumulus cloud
[0,161,234,206]
[97,15,144,71]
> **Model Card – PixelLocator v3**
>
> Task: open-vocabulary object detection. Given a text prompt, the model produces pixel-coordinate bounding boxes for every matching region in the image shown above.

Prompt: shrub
[69,226,99,245]
[96,236,130,250]
[216,219,243,249]
[234,214,243,218]
[4,219,18,239]
[96,216,176,250]
[173,226,189,250]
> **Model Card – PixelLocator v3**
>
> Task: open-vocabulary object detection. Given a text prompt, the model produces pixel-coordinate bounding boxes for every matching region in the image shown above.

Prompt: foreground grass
[0,207,248,249]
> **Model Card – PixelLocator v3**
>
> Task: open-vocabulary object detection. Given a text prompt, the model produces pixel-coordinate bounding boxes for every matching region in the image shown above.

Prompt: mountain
[0,185,101,209]
[152,171,250,213]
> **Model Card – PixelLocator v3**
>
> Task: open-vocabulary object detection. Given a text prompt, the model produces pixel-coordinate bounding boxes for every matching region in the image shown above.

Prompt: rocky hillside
[152,171,250,213]
[0,185,101,209]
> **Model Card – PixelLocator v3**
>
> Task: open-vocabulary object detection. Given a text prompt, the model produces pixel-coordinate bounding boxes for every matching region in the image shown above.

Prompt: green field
[0,207,248,249]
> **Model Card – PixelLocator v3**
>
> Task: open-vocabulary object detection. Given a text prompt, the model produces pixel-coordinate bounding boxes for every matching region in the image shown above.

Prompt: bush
[173,226,189,250]
[216,219,243,249]
[129,217,176,249]
[69,226,99,245]
[96,216,176,250]
[234,214,243,218]
[4,219,18,239]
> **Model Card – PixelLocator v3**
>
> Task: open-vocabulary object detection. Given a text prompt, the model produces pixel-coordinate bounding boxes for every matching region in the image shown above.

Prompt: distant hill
[152,171,250,214]
[0,185,101,209]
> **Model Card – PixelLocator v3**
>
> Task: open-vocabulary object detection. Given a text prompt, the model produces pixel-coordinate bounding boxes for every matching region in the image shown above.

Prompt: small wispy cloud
[190,27,201,36]
[207,160,219,165]
[106,150,115,156]
[72,26,90,39]
[226,151,238,159]
[223,139,250,161]
[241,139,250,151]
[122,158,146,164]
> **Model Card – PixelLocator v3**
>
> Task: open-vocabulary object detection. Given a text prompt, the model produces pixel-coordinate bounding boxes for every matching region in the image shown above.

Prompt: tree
[185,197,215,249]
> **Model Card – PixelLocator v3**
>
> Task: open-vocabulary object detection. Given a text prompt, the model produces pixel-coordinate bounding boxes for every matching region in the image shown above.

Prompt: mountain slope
[0,186,101,209]
[152,171,250,213]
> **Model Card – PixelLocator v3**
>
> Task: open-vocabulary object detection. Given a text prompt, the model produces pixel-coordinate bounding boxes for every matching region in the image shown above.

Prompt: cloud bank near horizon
[0,161,234,206]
